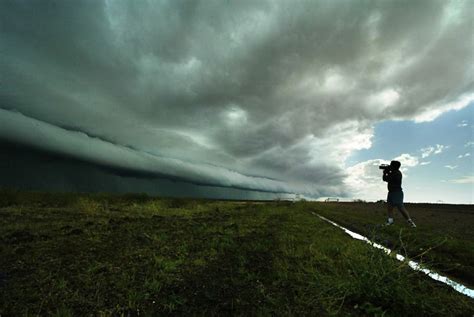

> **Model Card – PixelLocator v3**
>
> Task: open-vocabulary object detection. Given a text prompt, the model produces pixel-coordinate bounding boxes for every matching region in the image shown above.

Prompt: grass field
[313,201,474,289]
[0,190,473,316]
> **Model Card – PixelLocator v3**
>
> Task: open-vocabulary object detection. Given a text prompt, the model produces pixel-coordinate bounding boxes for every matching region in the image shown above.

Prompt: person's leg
[397,205,410,220]
[386,204,394,225]
[386,192,395,224]
[397,205,416,227]
[395,191,416,227]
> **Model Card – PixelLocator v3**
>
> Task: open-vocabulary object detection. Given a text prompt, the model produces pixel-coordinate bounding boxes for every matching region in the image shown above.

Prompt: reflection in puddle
[312,212,474,299]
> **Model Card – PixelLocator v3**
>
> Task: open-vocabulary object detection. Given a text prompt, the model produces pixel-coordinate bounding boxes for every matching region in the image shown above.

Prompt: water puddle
[311,212,474,299]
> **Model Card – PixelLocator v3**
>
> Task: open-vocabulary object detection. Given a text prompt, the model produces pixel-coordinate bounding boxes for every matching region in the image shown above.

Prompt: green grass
[310,201,474,288]
[0,191,473,316]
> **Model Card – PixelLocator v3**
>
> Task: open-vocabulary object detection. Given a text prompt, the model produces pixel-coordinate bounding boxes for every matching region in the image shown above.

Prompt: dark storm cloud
[0,109,297,194]
[1,0,473,197]
[0,140,290,200]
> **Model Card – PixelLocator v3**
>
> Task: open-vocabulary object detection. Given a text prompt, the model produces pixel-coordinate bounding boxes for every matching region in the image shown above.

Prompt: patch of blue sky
[348,103,473,166]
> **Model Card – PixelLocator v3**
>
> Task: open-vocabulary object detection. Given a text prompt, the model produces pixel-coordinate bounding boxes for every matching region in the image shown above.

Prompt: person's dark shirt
[383,169,402,192]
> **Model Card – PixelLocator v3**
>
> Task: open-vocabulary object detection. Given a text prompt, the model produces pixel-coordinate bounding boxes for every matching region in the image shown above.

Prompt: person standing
[382,160,416,227]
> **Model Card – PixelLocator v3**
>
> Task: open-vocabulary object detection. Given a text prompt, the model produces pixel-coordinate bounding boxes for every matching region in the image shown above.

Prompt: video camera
[379,164,390,170]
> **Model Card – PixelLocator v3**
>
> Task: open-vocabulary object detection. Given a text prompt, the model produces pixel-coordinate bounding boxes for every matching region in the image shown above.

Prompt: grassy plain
[0,190,473,316]
[313,201,474,288]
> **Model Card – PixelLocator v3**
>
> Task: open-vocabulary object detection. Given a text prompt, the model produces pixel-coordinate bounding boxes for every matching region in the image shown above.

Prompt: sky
[0,0,473,203]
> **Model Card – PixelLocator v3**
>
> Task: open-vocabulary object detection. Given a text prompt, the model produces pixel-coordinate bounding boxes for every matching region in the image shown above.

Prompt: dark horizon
[0,140,296,200]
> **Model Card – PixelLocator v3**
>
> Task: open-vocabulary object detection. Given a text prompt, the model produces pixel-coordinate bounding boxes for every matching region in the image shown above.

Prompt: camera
[379,164,390,170]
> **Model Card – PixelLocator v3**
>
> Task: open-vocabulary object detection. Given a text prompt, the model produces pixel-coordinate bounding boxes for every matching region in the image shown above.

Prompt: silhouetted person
[383,160,416,227]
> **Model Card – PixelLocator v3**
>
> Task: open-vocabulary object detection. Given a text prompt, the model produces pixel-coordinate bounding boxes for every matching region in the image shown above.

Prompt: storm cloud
[1,0,473,198]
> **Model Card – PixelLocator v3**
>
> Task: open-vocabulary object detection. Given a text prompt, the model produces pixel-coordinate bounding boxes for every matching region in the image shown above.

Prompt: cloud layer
[1,0,473,197]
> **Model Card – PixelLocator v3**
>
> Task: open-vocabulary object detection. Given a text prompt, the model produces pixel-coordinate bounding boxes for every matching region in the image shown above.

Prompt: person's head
[390,160,401,170]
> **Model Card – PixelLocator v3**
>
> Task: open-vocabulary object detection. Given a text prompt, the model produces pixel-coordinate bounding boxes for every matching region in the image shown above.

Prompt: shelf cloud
[1,0,473,198]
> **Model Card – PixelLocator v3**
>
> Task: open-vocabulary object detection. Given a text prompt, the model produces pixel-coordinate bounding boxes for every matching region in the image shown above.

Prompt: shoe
[385,220,394,226]
[408,219,416,228]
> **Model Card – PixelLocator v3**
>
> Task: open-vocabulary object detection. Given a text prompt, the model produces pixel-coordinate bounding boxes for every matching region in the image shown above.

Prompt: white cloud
[448,176,474,184]
[345,159,387,201]
[414,93,474,123]
[321,68,356,93]
[314,121,374,163]
[465,141,474,147]
[367,88,400,110]
[457,153,471,159]
[421,147,434,158]
[420,144,449,158]
[394,153,419,168]
[444,165,458,170]
[434,145,449,154]
[457,120,469,127]
[420,161,431,166]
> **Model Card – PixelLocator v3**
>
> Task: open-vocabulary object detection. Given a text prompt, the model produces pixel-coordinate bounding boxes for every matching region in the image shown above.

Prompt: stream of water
[312,212,474,299]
